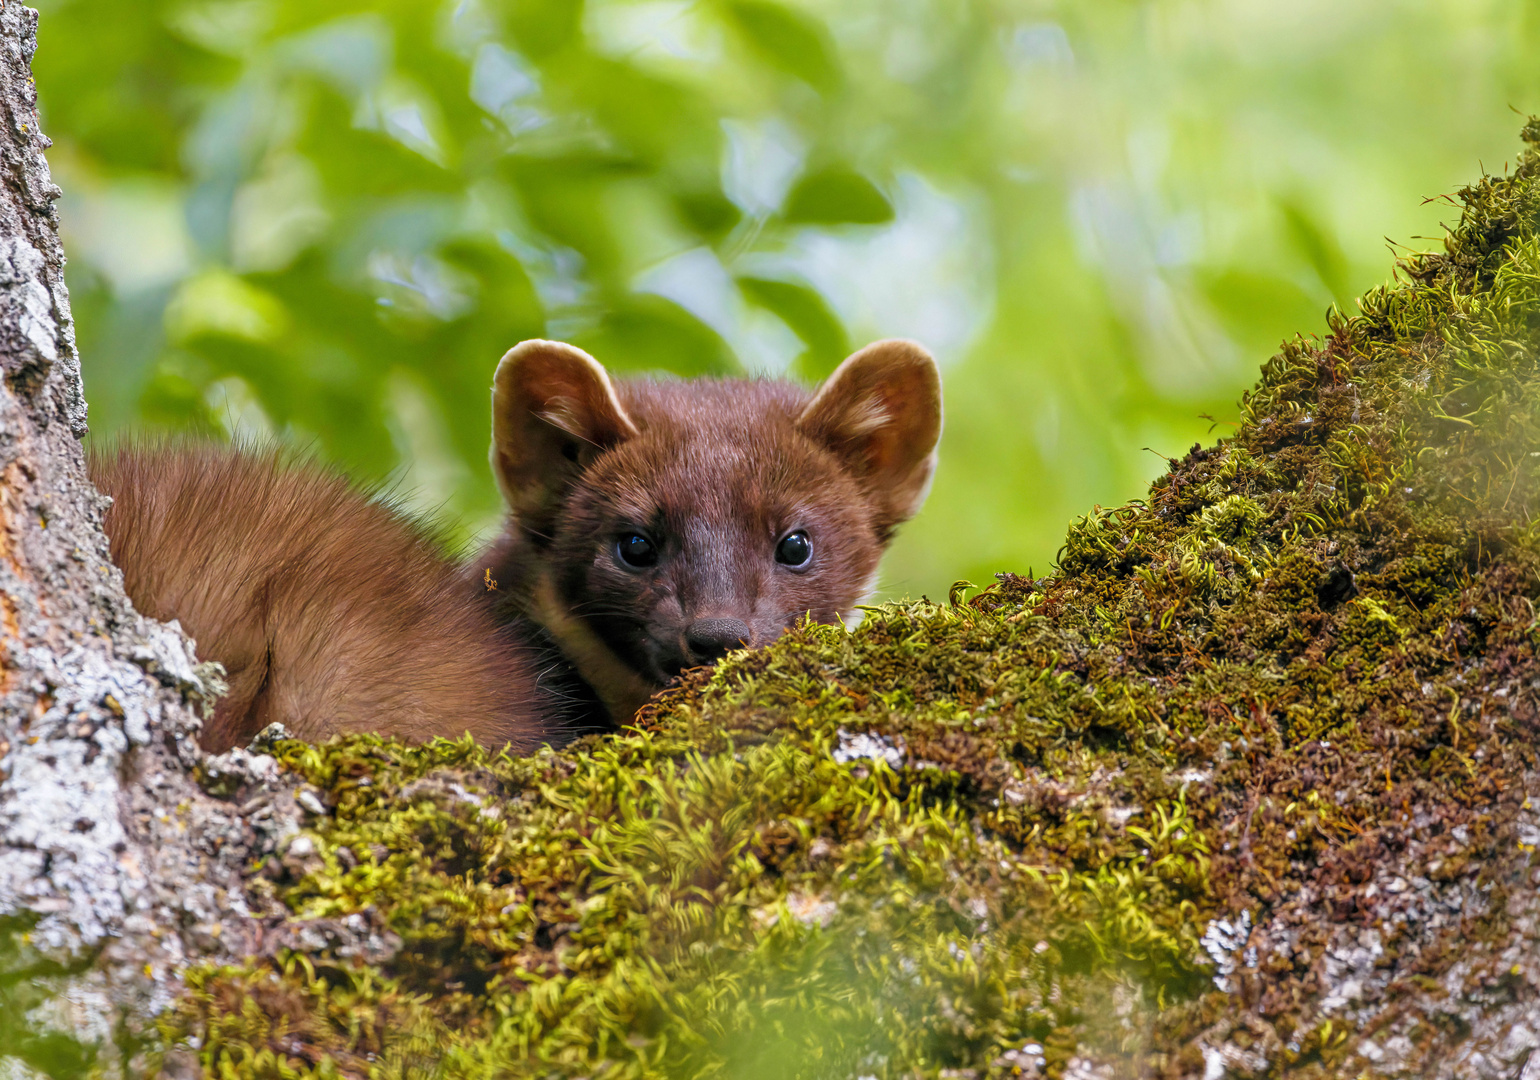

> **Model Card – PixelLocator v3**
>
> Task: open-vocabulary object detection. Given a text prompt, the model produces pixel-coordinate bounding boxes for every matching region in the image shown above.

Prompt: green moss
[0,915,101,1079]
[166,123,1540,1077]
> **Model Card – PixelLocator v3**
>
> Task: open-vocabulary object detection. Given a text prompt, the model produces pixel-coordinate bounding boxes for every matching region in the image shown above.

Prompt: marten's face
[547,383,885,684]
[489,338,941,716]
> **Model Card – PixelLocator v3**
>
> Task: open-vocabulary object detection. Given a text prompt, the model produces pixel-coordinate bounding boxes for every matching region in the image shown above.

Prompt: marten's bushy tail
[89,442,561,752]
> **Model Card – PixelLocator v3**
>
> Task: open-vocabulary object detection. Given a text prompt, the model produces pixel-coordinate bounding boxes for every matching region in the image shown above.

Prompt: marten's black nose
[685,618,751,662]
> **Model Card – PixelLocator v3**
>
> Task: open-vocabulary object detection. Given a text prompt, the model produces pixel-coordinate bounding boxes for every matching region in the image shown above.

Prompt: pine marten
[89,338,942,752]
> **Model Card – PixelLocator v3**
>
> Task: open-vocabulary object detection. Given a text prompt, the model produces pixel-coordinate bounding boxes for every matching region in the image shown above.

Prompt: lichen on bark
[146,124,1540,1079]
[0,9,293,1077]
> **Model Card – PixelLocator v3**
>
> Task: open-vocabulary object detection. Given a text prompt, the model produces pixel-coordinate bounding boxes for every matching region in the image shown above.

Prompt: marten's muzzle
[683,617,751,664]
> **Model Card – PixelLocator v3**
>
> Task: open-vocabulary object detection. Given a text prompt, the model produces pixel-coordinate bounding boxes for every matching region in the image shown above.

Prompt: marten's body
[91,447,564,751]
[94,339,942,751]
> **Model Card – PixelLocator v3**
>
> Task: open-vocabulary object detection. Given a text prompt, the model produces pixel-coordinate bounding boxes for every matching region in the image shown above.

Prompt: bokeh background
[31,0,1540,598]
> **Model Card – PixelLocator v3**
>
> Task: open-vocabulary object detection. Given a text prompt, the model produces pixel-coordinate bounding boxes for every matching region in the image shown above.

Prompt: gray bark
[0,8,276,1077]
[0,2,1535,1077]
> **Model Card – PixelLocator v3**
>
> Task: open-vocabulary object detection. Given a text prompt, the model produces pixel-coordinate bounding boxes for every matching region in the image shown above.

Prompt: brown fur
[90,444,559,752]
[478,338,943,723]
[86,338,939,750]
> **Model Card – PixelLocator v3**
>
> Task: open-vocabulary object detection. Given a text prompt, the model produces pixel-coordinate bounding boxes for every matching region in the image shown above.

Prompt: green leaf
[505,0,585,59]
[1277,196,1351,305]
[136,358,221,436]
[501,152,649,282]
[565,57,718,171]
[1196,267,1325,360]
[574,294,739,377]
[782,167,893,226]
[437,238,546,342]
[738,276,850,380]
[297,87,463,197]
[723,0,841,93]
[675,188,743,242]
[429,239,547,470]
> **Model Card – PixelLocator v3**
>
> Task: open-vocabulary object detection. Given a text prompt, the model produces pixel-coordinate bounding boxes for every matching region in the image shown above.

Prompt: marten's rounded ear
[797,339,942,534]
[490,340,639,534]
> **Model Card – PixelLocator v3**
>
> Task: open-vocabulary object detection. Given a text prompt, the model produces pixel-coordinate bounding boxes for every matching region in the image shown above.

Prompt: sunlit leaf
[1277,197,1351,306]
[782,167,893,226]
[565,56,717,170]
[37,2,201,172]
[738,275,849,380]
[723,0,841,93]
[297,87,463,197]
[1196,267,1325,361]
[575,294,739,377]
[438,238,545,341]
[165,270,290,345]
[502,158,630,280]
[137,360,220,435]
[675,188,742,242]
[504,0,584,60]
[429,238,547,468]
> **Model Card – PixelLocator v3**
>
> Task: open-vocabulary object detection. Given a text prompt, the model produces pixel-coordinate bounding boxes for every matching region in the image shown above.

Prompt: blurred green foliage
[34,0,1540,594]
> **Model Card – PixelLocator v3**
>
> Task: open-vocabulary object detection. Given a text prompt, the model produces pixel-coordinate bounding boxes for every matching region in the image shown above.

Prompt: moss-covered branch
[166,124,1540,1079]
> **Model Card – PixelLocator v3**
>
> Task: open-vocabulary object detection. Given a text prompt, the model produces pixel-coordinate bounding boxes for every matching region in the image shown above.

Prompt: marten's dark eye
[616,533,658,569]
[776,530,812,567]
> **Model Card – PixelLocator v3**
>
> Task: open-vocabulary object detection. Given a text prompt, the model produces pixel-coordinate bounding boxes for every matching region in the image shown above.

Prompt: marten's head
[487,338,942,720]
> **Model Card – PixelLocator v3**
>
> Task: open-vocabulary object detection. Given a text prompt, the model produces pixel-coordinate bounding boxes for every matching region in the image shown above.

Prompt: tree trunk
[0,8,274,1077]
[4,0,1540,1075]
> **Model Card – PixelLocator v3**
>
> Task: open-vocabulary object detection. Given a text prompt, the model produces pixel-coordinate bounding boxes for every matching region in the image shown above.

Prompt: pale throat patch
[528,570,657,723]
